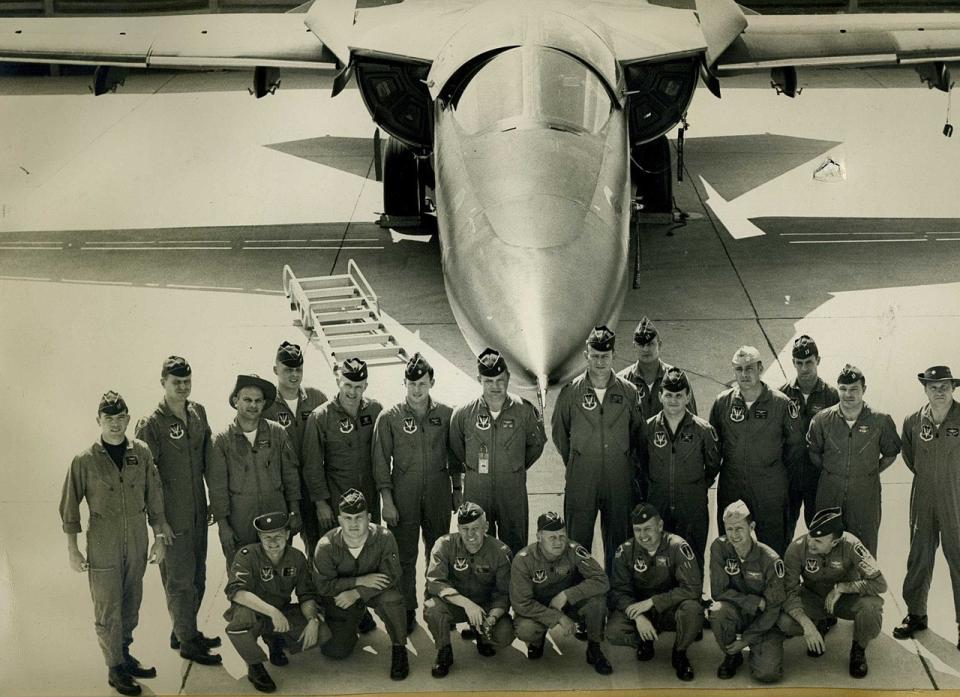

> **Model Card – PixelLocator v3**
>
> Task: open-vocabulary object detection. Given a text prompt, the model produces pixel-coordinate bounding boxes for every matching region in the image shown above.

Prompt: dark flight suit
[424,532,515,648]
[312,524,406,656]
[606,533,703,650]
[552,373,645,575]
[263,386,328,553]
[373,399,456,614]
[779,378,839,532]
[136,400,213,647]
[641,411,720,570]
[450,395,546,556]
[223,542,331,664]
[807,404,901,556]
[511,541,610,645]
[901,399,960,623]
[778,533,885,647]
[60,439,167,668]
[710,383,804,556]
[619,360,699,419]
[708,536,786,683]
[207,417,301,562]
[302,396,384,530]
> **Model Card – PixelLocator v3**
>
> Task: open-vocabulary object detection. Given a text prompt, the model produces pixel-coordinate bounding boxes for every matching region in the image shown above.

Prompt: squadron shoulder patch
[854,542,880,577]
[774,559,785,578]
[575,545,591,560]
[679,542,695,562]
[787,401,800,420]
[135,417,149,434]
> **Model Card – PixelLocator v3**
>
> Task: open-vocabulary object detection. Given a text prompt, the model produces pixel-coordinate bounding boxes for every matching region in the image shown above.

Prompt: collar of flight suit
[919,398,960,426]
[731,381,771,405]
[400,397,438,418]
[332,394,372,417]
[93,438,134,455]
[584,370,618,391]
[824,401,875,426]
[274,386,307,406]
[479,393,521,414]
[157,397,196,422]
[635,533,670,560]
[723,536,762,563]
[629,359,668,386]
[227,416,268,437]
[530,541,571,564]
[329,523,379,554]
[787,376,826,396]
[652,408,694,435]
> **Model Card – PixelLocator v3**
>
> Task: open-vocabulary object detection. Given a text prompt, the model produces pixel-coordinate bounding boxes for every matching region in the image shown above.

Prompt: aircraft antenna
[536,375,548,423]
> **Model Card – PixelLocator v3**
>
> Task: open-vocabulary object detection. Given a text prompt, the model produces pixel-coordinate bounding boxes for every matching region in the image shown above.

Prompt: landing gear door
[354,56,434,149]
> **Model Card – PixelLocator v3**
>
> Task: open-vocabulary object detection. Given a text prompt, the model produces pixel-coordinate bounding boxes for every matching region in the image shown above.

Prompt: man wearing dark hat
[135,356,222,663]
[893,366,960,645]
[777,507,886,678]
[207,374,302,567]
[807,365,901,556]
[374,352,456,633]
[640,368,719,572]
[709,346,804,556]
[312,489,409,680]
[511,512,613,674]
[60,391,174,696]
[552,326,645,576]
[607,502,703,681]
[224,511,331,693]
[263,341,328,555]
[779,335,839,536]
[450,348,546,556]
[708,500,786,683]
[423,502,515,678]
[618,316,699,419]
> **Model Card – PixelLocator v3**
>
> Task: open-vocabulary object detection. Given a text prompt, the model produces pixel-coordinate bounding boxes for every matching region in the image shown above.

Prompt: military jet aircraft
[2,0,960,408]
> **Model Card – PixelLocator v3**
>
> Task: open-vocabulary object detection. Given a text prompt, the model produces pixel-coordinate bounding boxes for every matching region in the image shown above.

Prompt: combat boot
[390,645,410,680]
[107,665,141,697]
[179,636,223,666]
[431,644,454,678]
[171,630,221,650]
[358,609,377,634]
[716,652,743,679]
[586,641,613,675]
[849,641,868,678]
[267,636,288,667]
[672,647,694,682]
[893,614,928,639]
[247,663,276,693]
[527,641,545,660]
[636,640,654,661]
[476,635,496,657]
[121,651,156,679]
[574,622,588,641]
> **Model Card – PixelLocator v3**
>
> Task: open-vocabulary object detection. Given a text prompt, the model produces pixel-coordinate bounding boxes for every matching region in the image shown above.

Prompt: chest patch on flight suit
[656,556,668,567]
[681,432,694,443]
[124,455,138,466]
[260,567,274,582]
[360,415,373,427]
[746,570,763,580]
[453,557,468,572]
[920,424,934,442]
[774,560,784,578]
[634,558,648,573]
[653,432,668,448]
[811,404,823,413]
[475,564,490,574]
[724,559,740,575]
[948,427,960,437]
[282,567,297,577]
[402,417,417,435]
[805,558,821,574]
[830,560,844,569]
[611,394,623,404]
[502,419,515,429]
[754,410,769,420]
[338,419,354,434]
[730,406,745,423]
[476,414,491,431]
[277,412,292,427]
[858,425,870,434]
[258,439,270,448]
[582,393,598,411]
[169,423,185,440]
[429,417,442,426]
[787,401,800,420]
[533,569,548,584]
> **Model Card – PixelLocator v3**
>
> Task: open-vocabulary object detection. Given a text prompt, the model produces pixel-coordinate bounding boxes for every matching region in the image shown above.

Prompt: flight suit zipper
[118,450,128,562]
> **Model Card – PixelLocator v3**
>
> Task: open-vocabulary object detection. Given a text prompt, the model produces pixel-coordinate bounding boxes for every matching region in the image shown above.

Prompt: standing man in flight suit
[807,365,901,556]
[779,335,839,536]
[710,346,804,556]
[618,317,699,418]
[224,511,332,693]
[708,500,786,683]
[606,503,703,681]
[312,489,409,680]
[893,366,960,645]
[450,348,546,556]
[263,341,328,555]
[511,512,613,674]
[777,508,886,679]
[61,391,174,697]
[552,326,645,576]
[135,356,222,664]
[641,368,719,572]
[207,374,302,567]
[424,502,515,678]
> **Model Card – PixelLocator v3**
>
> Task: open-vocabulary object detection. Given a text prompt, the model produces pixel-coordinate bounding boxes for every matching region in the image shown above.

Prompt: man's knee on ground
[514,617,547,644]
[490,616,516,647]
[708,601,739,626]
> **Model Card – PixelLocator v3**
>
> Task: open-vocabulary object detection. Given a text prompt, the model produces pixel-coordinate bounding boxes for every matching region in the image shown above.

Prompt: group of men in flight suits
[58,319,960,694]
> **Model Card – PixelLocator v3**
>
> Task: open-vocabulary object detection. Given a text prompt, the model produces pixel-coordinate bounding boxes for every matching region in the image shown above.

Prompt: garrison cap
[98,390,128,416]
[405,352,433,381]
[229,374,276,409]
[837,364,865,386]
[537,511,565,532]
[792,335,819,360]
[731,346,762,366]
[276,341,304,367]
[631,502,661,524]
[161,355,192,378]
[661,368,690,393]
[586,325,615,352]
[339,358,368,382]
[338,488,367,514]
[253,511,290,533]
[918,366,960,386]
[633,317,659,345]
[477,348,508,378]
[456,502,485,525]
[722,499,751,526]
[808,507,844,538]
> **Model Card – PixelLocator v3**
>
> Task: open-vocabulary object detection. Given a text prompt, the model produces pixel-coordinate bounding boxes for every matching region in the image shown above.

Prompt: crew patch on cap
[732,346,761,366]
[631,502,660,525]
[338,488,367,514]
[537,511,565,532]
[276,341,304,368]
[161,355,192,378]
[917,365,960,385]
[661,368,690,393]
[809,507,844,538]
[722,499,751,525]
[837,364,865,386]
[633,316,658,345]
[586,326,615,352]
[253,511,290,533]
[477,348,507,378]
[457,501,485,525]
[792,335,819,360]
[339,358,368,382]
[405,352,432,381]
[99,390,128,416]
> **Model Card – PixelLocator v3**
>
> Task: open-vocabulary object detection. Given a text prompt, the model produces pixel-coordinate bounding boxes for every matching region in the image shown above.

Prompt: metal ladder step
[331,345,404,361]
[309,297,367,311]
[323,321,384,336]
[304,286,358,300]
[313,309,374,323]
[328,333,394,348]
[295,274,352,289]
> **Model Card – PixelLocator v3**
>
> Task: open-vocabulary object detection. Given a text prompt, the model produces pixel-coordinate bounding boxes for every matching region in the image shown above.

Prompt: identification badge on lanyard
[478,443,489,474]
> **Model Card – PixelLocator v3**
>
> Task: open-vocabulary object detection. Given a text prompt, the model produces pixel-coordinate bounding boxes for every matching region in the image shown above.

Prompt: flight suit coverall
[619,360,699,419]
[59,439,167,668]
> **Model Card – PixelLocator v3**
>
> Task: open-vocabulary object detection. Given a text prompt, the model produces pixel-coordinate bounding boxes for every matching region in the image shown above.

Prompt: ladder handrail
[348,259,380,317]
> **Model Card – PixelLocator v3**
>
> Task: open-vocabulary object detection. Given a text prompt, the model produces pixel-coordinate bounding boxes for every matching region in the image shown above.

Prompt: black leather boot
[431,644,453,678]
[107,665,141,696]
[586,641,613,675]
[247,663,276,693]
[390,645,410,681]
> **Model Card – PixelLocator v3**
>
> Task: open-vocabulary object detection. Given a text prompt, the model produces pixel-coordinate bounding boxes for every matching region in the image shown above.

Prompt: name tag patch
[124,455,139,466]
[611,394,623,404]
[754,410,768,420]
[359,415,373,426]
[502,419,515,429]
[680,433,694,443]
[429,417,442,426]
[282,567,297,577]
[948,427,960,437]
[858,425,870,434]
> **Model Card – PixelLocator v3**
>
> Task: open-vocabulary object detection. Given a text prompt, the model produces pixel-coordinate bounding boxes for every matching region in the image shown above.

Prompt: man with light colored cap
[60,391,173,696]
[552,326,645,576]
[777,507,886,679]
[207,374,302,567]
[708,500,786,683]
[312,489,409,680]
[224,511,331,693]
[451,348,546,556]
[618,316,699,419]
[606,502,703,681]
[511,512,613,674]
[135,356,222,663]
[807,365,900,556]
[374,352,457,633]
[893,366,960,645]
[263,341,328,555]
[779,335,839,534]
[709,345,804,556]
[423,502,515,678]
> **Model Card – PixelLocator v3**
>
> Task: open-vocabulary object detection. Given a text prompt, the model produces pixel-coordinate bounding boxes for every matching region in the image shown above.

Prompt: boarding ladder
[282,260,410,370]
